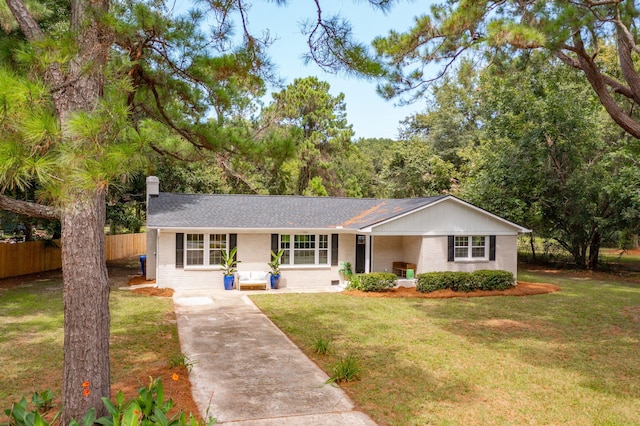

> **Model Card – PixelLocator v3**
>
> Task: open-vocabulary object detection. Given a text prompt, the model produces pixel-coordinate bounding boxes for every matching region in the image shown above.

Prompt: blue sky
[235,1,430,140]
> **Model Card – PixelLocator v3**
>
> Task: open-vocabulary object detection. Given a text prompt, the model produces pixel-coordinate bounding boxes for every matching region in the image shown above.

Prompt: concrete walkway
[172,288,377,425]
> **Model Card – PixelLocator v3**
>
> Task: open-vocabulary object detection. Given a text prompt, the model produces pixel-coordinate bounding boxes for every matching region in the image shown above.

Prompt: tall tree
[258,76,356,196]
[371,1,640,140]
[462,53,640,269]
[381,137,456,198]
[0,1,270,422]
[398,60,481,169]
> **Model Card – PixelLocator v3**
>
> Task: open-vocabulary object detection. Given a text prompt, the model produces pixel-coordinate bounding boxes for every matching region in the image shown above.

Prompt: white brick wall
[155,231,520,290]
[418,235,518,277]
[156,231,350,289]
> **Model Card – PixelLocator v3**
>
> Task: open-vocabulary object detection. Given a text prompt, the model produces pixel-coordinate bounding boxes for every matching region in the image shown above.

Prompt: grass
[0,262,182,415]
[251,268,640,425]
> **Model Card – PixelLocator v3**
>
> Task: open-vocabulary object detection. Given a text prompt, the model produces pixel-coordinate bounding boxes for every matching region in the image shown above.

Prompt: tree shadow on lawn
[413,279,640,401]
[255,295,478,426]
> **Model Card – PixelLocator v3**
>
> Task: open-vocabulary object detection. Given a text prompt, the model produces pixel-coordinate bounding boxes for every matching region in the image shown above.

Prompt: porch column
[145,228,157,280]
[365,236,372,273]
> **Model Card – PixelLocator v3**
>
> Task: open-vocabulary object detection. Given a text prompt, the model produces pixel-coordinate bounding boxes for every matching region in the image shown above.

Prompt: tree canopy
[371,0,640,140]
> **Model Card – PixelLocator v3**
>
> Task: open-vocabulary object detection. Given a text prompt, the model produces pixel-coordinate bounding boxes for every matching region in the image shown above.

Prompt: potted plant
[338,261,353,283]
[220,247,240,290]
[267,249,284,289]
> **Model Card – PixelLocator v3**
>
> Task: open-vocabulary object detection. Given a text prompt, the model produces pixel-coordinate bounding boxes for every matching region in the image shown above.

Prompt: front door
[355,235,366,273]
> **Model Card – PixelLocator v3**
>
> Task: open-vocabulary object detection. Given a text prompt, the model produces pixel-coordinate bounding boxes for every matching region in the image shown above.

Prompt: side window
[209,234,227,265]
[449,235,492,261]
[186,234,204,265]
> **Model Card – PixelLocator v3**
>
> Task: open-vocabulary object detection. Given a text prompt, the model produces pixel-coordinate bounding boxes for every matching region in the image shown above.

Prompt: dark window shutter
[447,236,455,262]
[489,235,496,261]
[271,234,279,253]
[176,233,184,269]
[331,234,339,266]
[229,233,237,260]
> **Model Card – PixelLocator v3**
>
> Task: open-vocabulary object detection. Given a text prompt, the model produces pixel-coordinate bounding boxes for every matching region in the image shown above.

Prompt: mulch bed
[343,281,560,298]
[127,275,175,297]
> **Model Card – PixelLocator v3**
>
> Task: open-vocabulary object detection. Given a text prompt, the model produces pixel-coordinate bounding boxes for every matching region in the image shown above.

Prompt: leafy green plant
[219,247,240,276]
[267,249,284,276]
[31,390,55,413]
[2,378,215,426]
[346,272,397,292]
[338,262,353,281]
[169,353,197,372]
[2,396,61,426]
[313,335,331,355]
[327,354,361,383]
[96,377,216,426]
[416,270,515,293]
[471,270,515,291]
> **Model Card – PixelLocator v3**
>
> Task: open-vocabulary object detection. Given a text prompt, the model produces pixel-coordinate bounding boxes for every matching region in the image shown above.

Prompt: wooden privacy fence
[104,233,147,261]
[0,233,147,279]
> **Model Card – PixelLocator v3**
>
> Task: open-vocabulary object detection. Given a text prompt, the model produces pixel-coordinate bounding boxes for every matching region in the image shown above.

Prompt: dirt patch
[128,275,156,286]
[342,281,560,298]
[623,306,640,322]
[132,287,175,297]
[126,275,174,297]
[0,270,63,293]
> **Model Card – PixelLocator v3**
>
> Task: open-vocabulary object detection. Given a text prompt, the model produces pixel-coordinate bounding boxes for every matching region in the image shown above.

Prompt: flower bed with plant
[416,270,515,293]
[3,377,215,426]
[346,272,397,292]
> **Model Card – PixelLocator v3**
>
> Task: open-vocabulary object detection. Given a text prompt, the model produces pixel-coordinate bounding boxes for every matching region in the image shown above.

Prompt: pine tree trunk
[60,188,110,424]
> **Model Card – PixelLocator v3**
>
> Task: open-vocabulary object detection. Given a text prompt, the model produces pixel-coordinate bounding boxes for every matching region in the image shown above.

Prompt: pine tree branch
[0,194,60,220]
[4,0,43,41]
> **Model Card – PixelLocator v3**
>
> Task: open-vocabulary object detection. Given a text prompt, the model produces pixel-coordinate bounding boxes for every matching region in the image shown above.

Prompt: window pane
[472,236,485,258]
[209,234,227,265]
[209,234,226,250]
[294,235,315,264]
[294,249,315,264]
[280,235,291,264]
[472,236,485,247]
[454,236,468,248]
[319,235,328,249]
[454,236,469,258]
[186,234,204,265]
[294,235,315,249]
[319,249,328,264]
[454,248,468,258]
[472,247,486,257]
[187,234,204,249]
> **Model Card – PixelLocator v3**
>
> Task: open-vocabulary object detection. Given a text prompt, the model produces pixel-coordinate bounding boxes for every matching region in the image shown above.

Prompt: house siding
[372,198,520,235]
[156,231,353,289]
[417,235,518,277]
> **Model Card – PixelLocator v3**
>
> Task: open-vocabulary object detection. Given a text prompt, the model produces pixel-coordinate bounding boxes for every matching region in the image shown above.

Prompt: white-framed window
[209,234,227,265]
[454,236,488,260]
[186,234,205,266]
[279,234,330,265]
[184,233,228,267]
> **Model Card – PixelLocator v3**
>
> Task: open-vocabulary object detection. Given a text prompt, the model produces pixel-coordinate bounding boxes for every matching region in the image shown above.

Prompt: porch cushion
[237,271,252,281]
[250,271,269,281]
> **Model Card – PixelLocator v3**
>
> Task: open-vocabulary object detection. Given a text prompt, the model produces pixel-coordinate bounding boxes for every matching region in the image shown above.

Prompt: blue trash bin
[139,255,147,276]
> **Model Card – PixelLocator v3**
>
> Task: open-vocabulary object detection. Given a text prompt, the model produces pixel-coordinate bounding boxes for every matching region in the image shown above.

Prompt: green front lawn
[252,269,640,425]
[0,263,181,415]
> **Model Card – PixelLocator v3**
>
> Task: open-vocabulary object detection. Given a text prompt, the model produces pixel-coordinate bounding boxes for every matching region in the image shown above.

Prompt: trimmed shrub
[347,272,397,292]
[416,270,515,293]
[471,270,515,291]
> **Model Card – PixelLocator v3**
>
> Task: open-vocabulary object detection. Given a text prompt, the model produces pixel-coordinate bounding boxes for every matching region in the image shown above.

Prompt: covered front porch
[356,234,424,277]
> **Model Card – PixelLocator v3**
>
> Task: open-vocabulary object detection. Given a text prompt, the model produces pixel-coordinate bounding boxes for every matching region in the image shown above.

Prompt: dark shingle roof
[147,193,447,230]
